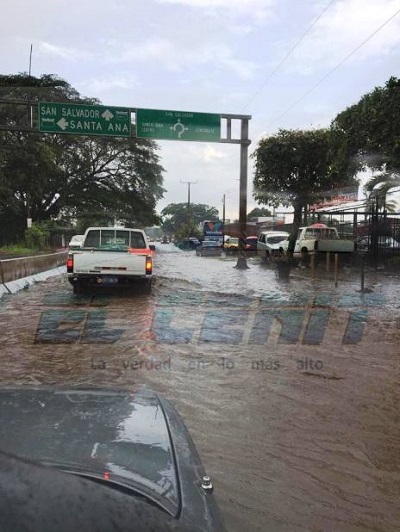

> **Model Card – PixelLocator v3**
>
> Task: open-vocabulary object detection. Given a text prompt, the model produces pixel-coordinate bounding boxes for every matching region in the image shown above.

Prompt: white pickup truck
[279,224,355,261]
[67,227,154,294]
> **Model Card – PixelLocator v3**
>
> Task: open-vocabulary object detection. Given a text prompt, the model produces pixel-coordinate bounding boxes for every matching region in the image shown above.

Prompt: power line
[268,5,400,127]
[242,0,337,111]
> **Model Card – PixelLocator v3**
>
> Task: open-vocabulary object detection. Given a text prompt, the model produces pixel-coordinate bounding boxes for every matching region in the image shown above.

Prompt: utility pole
[28,44,33,76]
[181,180,197,246]
[29,44,33,129]
[222,194,226,246]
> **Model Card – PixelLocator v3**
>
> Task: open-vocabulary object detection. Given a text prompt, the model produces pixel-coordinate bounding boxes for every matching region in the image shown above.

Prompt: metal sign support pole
[235,118,251,269]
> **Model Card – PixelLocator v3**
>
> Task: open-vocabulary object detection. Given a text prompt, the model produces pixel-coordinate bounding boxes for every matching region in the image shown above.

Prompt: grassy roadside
[0,246,55,259]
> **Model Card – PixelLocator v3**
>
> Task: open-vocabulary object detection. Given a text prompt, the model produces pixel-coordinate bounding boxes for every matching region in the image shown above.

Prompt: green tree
[253,128,355,252]
[0,73,165,244]
[161,203,219,235]
[331,77,400,173]
[247,207,272,220]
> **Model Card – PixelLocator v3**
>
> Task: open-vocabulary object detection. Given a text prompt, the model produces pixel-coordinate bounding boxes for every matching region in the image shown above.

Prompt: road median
[0,252,67,295]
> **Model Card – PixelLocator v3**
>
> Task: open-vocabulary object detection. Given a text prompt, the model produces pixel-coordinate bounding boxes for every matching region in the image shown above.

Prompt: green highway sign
[136,108,220,142]
[38,102,131,137]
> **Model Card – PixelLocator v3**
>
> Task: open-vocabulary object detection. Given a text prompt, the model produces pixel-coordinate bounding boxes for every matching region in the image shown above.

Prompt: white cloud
[156,0,274,24]
[38,41,92,61]
[106,38,258,79]
[81,75,139,93]
[231,25,254,36]
[156,0,272,11]
[203,145,227,162]
[107,38,181,71]
[283,0,400,74]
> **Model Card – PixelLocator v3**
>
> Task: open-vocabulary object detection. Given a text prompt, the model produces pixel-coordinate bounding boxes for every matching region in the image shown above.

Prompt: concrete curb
[1,266,66,296]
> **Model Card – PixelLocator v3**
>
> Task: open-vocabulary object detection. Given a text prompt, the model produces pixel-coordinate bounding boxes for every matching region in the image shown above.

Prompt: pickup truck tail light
[146,256,152,275]
[66,256,74,273]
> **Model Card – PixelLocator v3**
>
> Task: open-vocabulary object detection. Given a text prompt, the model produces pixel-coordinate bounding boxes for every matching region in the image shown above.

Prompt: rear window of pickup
[84,229,146,250]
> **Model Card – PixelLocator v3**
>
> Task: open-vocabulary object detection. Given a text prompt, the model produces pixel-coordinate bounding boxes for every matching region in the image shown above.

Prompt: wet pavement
[0,244,400,531]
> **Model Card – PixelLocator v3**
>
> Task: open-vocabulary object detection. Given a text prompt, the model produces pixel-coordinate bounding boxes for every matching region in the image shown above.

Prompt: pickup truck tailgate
[73,251,147,276]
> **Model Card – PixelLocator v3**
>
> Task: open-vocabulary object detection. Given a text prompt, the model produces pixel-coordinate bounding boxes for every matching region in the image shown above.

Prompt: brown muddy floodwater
[0,245,400,531]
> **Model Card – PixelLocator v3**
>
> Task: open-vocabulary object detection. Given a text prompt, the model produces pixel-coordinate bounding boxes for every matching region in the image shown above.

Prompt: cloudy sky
[1,0,400,219]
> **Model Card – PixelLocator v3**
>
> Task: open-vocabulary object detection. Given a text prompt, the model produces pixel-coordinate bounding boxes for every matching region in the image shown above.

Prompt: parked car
[196,240,222,257]
[223,237,239,254]
[257,231,289,258]
[68,234,85,249]
[176,237,201,250]
[244,236,259,252]
[0,386,226,532]
[223,236,259,254]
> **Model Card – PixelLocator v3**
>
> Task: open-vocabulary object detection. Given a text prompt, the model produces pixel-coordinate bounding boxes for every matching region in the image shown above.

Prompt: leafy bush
[24,223,50,250]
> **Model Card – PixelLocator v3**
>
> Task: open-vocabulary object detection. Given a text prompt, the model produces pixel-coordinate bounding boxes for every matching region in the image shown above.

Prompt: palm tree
[363,173,400,259]
[363,172,400,213]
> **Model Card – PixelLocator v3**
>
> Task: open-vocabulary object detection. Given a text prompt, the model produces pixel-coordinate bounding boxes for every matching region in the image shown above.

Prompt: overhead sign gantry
[0,99,251,268]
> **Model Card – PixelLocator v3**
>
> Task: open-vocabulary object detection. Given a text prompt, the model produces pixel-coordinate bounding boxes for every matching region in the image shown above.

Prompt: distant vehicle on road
[196,240,222,257]
[68,234,85,249]
[176,237,201,250]
[244,236,259,252]
[223,236,263,254]
[161,235,170,244]
[223,237,239,254]
[146,236,157,249]
[257,231,289,258]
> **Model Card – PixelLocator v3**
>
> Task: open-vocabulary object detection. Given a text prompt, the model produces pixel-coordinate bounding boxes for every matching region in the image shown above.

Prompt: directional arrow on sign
[101,109,114,121]
[57,117,68,130]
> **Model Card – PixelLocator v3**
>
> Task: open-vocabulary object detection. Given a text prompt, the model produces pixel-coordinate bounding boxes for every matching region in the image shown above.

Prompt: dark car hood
[0,387,179,516]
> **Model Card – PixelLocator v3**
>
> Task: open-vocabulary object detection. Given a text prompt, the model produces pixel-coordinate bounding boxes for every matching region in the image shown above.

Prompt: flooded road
[1,244,400,531]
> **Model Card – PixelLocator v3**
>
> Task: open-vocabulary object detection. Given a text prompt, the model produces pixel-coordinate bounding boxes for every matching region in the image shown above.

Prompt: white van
[257,231,289,258]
